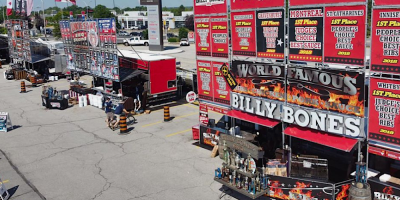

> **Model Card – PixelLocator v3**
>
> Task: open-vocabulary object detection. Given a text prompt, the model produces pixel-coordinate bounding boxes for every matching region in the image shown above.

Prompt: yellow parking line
[1,180,9,184]
[141,121,162,128]
[166,128,192,137]
[141,112,198,128]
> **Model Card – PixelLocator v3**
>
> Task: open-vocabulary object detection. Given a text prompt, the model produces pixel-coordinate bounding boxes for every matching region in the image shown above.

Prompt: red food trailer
[118,50,177,104]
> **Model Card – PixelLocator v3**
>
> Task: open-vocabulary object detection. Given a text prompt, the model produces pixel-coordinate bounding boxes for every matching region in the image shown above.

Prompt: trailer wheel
[124,42,129,46]
[144,42,149,46]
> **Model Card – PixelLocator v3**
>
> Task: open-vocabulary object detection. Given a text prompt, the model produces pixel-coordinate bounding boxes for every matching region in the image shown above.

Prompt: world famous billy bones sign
[229,62,365,138]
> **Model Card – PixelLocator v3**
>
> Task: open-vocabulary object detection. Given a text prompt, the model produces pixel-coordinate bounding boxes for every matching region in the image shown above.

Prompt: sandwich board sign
[0,113,12,133]
[0,178,9,200]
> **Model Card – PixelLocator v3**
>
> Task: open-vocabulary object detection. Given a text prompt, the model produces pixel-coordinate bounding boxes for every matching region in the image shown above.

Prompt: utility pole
[41,0,46,38]
[113,0,115,8]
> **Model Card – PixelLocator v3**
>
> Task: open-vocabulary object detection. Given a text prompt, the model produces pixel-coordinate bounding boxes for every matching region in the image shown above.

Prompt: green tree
[53,23,61,38]
[142,29,148,40]
[185,15,194,31]
[93,5,114,18]
[178,27,189,40]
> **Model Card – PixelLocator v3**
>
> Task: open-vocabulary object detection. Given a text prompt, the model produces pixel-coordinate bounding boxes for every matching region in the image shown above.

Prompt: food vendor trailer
[118,50,177,104]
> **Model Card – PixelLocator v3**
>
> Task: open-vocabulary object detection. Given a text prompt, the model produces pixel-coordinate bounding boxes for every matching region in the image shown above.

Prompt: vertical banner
[323,5,366,66]
[210,16,229,58]
[370,8,400,74]
[199,104,209,126]
[231,11,256,57]
[289,8,324,62]
[194,0,227,15]
[212,62,230,105]
[369,78,400,147]
[256,9,285,60]
[230,0,284,11]
[147,5,161,46]
[195,17,211,57]
[197,60,213,101]
[15,0,21,16]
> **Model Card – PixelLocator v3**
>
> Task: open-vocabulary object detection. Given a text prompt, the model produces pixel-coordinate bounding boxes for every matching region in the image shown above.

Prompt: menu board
[195,17,211,57]
[231,11,256,57]
[370,8,400,74]
[197,60,213,101]
[256,9,285,60]
[289,8,324,62]
[323,5,366,66]
[212,62,230,105]
[369,78,400,147]
[210,16,229,58]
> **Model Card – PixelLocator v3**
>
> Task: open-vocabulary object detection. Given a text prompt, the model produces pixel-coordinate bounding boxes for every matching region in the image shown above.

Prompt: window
[168,80,176,88]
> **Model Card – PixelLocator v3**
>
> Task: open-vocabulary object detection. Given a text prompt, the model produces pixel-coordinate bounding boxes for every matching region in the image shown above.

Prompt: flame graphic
[287,85,364,117]
[267,181,319,200]
[336,184,350,200]
[234,77,364,116]
[383,186,394,195]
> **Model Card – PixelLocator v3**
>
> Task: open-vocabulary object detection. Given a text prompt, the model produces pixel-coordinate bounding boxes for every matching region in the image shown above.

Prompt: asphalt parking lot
[0,68,259,200]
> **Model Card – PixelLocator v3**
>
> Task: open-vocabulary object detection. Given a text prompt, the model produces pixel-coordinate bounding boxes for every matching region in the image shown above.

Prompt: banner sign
[369,145,400,161]
[256,9,285,60]
[231,61,285,102]
[199,125,227,147]
[194,0,227,16]
[266,175,334,200]
[230,0,284,11]
[6,19,31,62]
[197,60,213,101]
[98,18,117,49]
[199,104,209,126]
[369,178,400,200]
[323,5,367,66]
[374,0,400,6]
[369,78,400,147]
[195,17,211,57]
[70,21,88,46]
[290,0,366,6]
[231,11,256,57]
[210,16,229,58]
[370,8,400,74]
[286,66,365,117]
[212,62,231,105]
[147,5,161,46]
[289,7,324,62]
[188,31,195,43]
[220,63,238,91]
[232,92,365,138]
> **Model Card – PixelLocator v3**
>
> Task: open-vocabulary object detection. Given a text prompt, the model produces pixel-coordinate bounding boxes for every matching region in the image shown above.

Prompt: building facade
[117,11,193,29]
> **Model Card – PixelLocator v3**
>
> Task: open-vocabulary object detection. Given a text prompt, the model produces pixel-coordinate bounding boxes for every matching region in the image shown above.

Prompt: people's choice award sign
[186,91,197,103]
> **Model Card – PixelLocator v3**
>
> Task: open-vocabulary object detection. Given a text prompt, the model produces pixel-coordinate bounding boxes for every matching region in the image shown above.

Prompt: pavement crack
[91,154,112,200]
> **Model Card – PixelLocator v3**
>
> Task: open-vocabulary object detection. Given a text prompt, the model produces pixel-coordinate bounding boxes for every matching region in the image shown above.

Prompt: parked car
[180,38,189,46]
[123,36,149,46]
[130,32,142,37]
[118,31,129,36]
[140,25,147,30]
[45,28,52,34]
[130,26,140,30]
[167,33,177,39]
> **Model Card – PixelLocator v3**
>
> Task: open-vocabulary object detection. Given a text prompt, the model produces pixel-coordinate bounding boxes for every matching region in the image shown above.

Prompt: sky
[27,0,193,10]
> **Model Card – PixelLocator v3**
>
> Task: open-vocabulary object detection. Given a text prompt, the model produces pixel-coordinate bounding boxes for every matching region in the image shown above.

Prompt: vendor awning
[284,125,358,152]
[30,54,52,64]
[118,68,146,82]
[226,110,280,128]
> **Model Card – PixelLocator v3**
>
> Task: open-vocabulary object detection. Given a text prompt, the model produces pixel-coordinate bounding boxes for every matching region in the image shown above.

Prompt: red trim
[369,145,400,161]
[284,125,358,152]
[226,110,280,128]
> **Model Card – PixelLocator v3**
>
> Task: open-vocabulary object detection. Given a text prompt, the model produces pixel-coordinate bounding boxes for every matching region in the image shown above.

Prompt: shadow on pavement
[7,185,19,199]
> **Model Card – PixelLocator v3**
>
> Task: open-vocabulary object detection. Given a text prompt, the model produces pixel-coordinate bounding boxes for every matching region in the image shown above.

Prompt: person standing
[111,102,127,130]
[104,97,113,127]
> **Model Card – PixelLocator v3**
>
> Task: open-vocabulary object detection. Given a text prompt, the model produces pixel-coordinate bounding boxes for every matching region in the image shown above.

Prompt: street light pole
[41,0,46,38]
